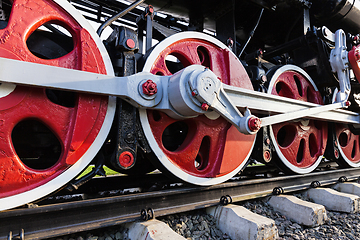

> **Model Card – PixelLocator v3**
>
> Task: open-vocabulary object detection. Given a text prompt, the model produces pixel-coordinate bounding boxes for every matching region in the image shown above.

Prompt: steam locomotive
[0,0,359,211]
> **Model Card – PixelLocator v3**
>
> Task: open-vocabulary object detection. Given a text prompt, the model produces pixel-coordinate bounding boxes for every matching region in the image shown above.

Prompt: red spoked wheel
[331,88,360,167]
[335,125,360,167]
[0,0,115,211]
[267,65,327,174]
[140,32,256,185]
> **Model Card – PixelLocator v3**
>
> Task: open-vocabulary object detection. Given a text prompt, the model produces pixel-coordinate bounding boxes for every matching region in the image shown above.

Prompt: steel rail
[2,167,360,240]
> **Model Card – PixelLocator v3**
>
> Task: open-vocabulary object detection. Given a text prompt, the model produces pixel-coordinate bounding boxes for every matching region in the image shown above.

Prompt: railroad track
[2,164,360,240]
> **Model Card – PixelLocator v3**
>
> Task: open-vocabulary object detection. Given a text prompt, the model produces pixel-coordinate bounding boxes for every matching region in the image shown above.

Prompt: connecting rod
[0,57,358,135]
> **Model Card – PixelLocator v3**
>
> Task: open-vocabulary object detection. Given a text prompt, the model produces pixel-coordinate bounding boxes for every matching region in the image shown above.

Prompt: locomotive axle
[0,57,358,135]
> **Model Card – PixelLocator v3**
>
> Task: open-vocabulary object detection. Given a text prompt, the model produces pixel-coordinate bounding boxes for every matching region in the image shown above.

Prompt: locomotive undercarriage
[1,0,360,211]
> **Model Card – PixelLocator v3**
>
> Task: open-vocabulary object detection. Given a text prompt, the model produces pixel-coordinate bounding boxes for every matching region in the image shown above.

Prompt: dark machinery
[1,0,360,211]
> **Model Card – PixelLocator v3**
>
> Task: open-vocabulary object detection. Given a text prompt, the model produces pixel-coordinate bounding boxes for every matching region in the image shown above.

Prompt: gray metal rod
[96,0,145,36]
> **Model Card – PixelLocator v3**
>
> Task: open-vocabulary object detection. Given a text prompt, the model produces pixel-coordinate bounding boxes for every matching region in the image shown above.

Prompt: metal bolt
[118,151,134,168]
[226,38,234,48]
[201,103,209,111]
[142,80,158,96]
[334,149,339,158]
[263,150,271,162]
[191,90,198,96]
[126,38,135,49]
[260,75,267,83]
[248,117,261,132]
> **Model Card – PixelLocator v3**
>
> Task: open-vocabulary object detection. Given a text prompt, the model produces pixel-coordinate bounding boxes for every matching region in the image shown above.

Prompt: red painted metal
[142,79,158,96]
[0,0,109,198]
[263,150,271,162]
[118,151,135,168]
[126,38,136,49]
[248,117,261,132]
[336,125,360,164]
[349,45,360,83]
[147,38,255,178]
[201,103,209,111]
[270,71,327,168]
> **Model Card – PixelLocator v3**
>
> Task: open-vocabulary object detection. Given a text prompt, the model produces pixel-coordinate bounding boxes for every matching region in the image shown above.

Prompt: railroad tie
[126,219,186,240]
[206,204,278,240]
[267,195,327,227]
[305,188,360,213]
[333,182,360,196]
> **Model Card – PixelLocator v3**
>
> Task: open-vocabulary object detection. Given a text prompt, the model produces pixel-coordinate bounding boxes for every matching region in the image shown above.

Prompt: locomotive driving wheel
[267,65,327,174]
[140,32,256,185]
[0,0,115,211]
[335,124,360,167]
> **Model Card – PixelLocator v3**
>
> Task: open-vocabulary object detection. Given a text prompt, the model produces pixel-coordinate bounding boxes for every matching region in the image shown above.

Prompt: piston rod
[0,57,358,134]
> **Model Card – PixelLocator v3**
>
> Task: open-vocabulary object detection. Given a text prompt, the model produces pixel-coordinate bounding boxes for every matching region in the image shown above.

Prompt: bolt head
[263,150,271,162]
[126,38,135,49]
[142,79,158,96]
[201,103,209,111]
[118,151,134,168]
[248,117,261,132]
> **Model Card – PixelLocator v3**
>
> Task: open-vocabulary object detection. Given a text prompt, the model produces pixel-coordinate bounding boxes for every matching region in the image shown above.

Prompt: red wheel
[140,32,256,185]
[330,88,360,167]
[267,65,327,174]
[335,124,360,167]
[0,0,115,210]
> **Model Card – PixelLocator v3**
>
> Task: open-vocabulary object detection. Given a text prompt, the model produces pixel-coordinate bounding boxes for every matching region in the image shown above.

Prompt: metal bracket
[329,29,351,103]
[272,187,284,195]
[310,181,321,188]
[8,229,24,240]
[220,195,232,205]
[140,208,154,221]
[338,176,348,183]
